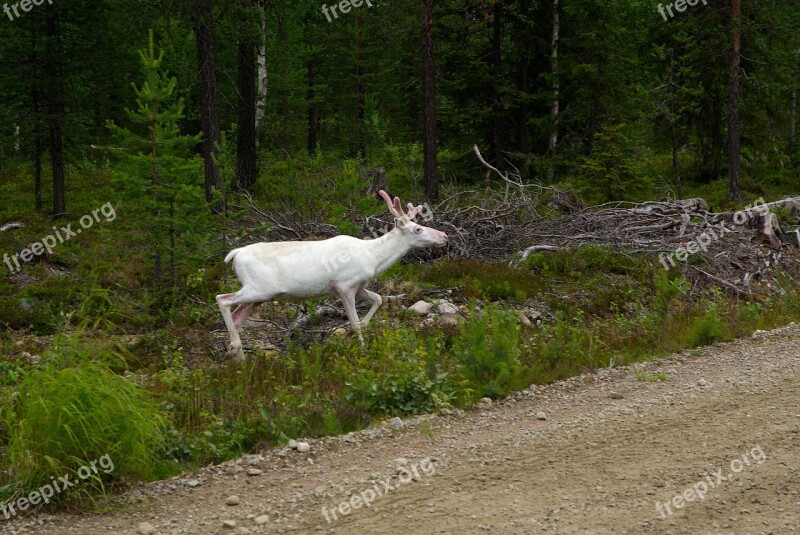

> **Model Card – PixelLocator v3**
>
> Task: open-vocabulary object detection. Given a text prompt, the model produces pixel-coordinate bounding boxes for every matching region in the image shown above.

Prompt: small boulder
[254,515,269,525]
[226,495,240,506]
[296,442,311,453]
[437,302,459,314]
[536,412,547,421]
[222,520,237,529]
[389,417,404,430]
[136,522,156,535]
[408,300,434,315]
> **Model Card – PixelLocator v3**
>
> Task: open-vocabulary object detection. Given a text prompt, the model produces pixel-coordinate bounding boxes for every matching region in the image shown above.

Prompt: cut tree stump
[364,167,388,197]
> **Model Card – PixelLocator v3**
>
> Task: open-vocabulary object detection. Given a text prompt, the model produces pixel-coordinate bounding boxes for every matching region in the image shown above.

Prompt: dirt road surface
[5,324,800,535]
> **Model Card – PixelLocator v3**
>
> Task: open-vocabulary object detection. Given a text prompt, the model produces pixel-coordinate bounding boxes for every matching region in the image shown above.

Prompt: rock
[437,302,459,314]
[235,528,250,535]
[254,515,270,525]
[334,328,348,337]
[536,412,547,421]
[389,417,404,430]
[516,310,532,326]
[480,397,492,405]
[287,439,299,450]
[226,495,240,506]
[246,468,263,476]
[185,479,201,488]
[408,300,434,315]
[439,312,462,330]
[698,379,707,387]
[296,442,311,453]
[222,520,237,529]
[275,449,289,457]
[136,522,156,535]
[392,458,409,473]
[609,392,624,399]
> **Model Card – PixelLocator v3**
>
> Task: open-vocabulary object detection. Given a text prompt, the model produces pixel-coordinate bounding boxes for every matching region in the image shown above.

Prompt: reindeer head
[378,190,448,248]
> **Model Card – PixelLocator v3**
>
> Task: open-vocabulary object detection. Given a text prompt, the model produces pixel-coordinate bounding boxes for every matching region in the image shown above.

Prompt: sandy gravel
[4,324,800,535]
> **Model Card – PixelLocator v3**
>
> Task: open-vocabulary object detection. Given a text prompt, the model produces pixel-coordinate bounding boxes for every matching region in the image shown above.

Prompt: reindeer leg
[357,287,383,327]
[216,292,245,360]
[336,286,365,346]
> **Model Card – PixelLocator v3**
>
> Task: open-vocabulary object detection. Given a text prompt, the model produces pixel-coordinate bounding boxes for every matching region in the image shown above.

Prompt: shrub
[2,359,166,504]
[453,305,529,400]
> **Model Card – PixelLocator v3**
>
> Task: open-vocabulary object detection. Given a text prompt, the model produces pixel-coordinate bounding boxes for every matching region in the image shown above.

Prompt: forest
[0,0,799,519]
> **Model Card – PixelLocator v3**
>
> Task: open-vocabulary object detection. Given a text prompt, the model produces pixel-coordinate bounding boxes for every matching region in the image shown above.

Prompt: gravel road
[5,324,800,535]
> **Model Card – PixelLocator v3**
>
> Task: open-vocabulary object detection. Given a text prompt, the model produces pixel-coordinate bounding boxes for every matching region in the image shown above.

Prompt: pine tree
[107,31,209,287]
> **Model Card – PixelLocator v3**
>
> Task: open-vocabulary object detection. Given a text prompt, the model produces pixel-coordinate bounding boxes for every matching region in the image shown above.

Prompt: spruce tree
[107,31,209,287]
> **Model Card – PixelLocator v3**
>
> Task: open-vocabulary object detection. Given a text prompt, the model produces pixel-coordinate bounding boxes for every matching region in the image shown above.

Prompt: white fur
[216,194,447,360]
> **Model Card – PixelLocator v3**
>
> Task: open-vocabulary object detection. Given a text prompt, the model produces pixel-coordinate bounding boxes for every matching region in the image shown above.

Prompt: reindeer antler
[406,202,425,221]
[378,190,406,219]
[379,190,429,222]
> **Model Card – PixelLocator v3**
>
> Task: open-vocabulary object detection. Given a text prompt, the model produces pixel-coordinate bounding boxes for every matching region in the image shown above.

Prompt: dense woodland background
[1,0,800,509]
[1,0,799,211]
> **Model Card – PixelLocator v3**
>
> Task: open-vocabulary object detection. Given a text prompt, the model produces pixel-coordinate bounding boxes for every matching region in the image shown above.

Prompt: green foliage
[2,357,166,504]
[686,307,726,347]
[453,305,529,400]
[106,30,211,287]
[420,259,539,301]
[635,371,667,382]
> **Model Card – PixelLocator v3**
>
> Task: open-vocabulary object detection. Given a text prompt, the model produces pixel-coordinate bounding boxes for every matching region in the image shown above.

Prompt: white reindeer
[216,191,448,360]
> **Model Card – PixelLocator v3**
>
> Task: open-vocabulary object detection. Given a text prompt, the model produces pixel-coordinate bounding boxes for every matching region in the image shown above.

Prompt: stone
[254,515,270,525]
[437,302,459,314]
[226,495,240,506]
[296,442,311,453]
[389,417,404,430]
[408,300,434,315]
[136,522,156,535]
[536,412,547,421]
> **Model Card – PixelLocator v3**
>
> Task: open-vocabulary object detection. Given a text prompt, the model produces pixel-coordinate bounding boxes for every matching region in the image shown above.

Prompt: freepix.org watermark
[658,197,769,270]
[321,0,374,23]
[3,0,53,22]
[656,0,707,22]
[1,453,114,520]
[2,202,116,274]
[321,458,435,523]
[655,446,766,519]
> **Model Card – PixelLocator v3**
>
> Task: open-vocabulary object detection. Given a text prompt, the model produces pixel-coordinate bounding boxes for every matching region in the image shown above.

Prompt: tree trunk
[33,87,43,212]
[278,11,289,157]
[490,3,502,167]
[194,2,225,214]
[355,15,366,160]
[307,57,317,154]
[791,48,799,168]
[669,51,682,199]
[727,0,742,201]
[421,0,438,201]
[255,0,268,141]
[236,36,258,190]
[45,6,66,218]
[547,0,560,181]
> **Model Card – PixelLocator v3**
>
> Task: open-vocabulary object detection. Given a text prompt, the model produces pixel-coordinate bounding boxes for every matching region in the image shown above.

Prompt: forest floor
[4,324,800,535]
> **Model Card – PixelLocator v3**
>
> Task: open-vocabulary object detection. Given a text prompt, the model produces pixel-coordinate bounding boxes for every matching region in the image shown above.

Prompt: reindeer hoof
[227,343,244,361]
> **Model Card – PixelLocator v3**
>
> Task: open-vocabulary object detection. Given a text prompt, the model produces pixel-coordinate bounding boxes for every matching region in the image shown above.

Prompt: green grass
[3,160,800,510]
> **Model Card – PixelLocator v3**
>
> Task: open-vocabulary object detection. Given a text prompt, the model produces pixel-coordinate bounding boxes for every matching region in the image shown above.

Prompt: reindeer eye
[415,227,423,234]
